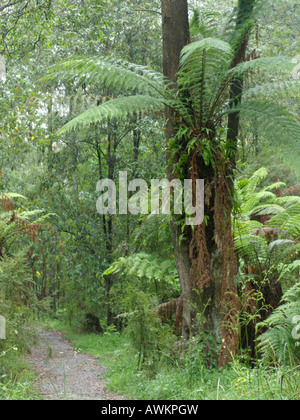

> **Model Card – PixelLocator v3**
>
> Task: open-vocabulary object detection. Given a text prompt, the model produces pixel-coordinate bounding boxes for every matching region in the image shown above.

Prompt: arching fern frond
[230,56,296,77]
[190,10,221,39]
[230,101,300,174]
[103,252,180,292]
[58,95,165,135]
[242,191,277,217]
[244,80,300,100]
[179,38,233,67]
[268,203,300,239]
[235,168,287,218]
[234,233,269,265]
[43,56,167,97]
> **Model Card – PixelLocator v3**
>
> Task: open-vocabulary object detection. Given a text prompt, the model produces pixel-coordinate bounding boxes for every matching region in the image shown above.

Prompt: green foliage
[58,95,164,135]
[234,168,300,296]
[0,0,299,400]
[121,289,176,375]
[0,193,50,396]
[0,251,41,400]
[257,282,300,365]
[44,35,300,174]
[0,352,41,400]
[61,319,300,400]
[234,101,300,174]
[104,252,180,303]
[42,55,165,95]
[268,203,300,240]
[190,10,221,39]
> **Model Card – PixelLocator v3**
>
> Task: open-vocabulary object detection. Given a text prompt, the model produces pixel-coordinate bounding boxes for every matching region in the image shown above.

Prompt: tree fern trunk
[161,0,242,366]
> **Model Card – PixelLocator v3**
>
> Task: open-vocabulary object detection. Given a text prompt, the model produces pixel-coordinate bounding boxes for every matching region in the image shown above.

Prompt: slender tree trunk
[226,0,256,168]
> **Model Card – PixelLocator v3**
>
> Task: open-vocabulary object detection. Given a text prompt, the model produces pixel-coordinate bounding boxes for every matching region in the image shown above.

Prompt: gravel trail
[26,326,124,401]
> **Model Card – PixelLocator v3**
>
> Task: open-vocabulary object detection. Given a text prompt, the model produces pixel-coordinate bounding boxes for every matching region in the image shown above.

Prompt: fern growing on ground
[233,169,300,359]
[257,282,300,365]
[234,168,300,276]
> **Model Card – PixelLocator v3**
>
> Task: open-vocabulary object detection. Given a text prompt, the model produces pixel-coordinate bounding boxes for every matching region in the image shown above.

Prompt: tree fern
[234,169,300,280]
[178,38,233,126]
[44,34,300,174]
[257,282,300,365]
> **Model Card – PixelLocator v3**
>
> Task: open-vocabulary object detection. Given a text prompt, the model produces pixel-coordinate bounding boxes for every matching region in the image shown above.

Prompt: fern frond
[178,38,233,122]
[43,56,166,97]
[242,191,277,217]
[244,80,300,100]
[190,10,221,39]
[268,239,296,253]
[257,282,300,365]
[230,101,300,174]
[58,95,165,135]
[237,167,268,196]
[262,182,286,192]
[234,219,264,237]
[180,38,233,67]
[268,203,300,239]
[103,252,179,292]
[277,261,299,283]
[234,233,269,264]
[230,56,296,77]
[252,204,285,217]
[275,196,300,206]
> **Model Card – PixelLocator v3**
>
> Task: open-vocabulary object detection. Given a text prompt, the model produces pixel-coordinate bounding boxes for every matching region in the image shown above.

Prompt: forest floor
[26,326,125,400]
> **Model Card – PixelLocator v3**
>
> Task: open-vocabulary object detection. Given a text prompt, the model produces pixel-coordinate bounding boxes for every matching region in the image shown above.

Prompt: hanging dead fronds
[0,194,15,212]
[214,163,240,367]
[0,194,40,243]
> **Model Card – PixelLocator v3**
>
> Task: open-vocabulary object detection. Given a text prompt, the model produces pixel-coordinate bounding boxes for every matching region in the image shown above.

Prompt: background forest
[0,0,299,400]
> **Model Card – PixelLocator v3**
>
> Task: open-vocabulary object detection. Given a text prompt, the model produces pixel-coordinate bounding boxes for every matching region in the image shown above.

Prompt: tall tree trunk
[161,0,192,339]
[226,0,256,168]
[161,0,249,366]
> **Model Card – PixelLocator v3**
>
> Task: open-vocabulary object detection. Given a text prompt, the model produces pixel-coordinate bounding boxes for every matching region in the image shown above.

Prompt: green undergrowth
[0,351,42,400]
[40,319,300,401]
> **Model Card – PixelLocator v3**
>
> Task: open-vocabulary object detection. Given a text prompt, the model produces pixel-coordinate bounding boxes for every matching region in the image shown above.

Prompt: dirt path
[26,326,125,400]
